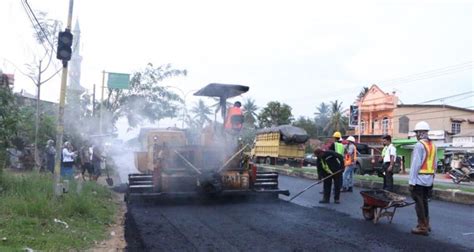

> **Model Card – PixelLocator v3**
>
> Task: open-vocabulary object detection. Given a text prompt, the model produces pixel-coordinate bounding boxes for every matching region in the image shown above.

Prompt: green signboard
[107,72,130,89]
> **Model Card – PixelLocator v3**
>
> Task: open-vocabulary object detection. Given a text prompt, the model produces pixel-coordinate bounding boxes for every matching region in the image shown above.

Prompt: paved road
[125,175,473,251]
[279,175,474,249]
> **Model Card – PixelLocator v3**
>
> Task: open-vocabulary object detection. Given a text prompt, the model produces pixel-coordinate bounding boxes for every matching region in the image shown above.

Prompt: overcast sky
[1,0,473,123]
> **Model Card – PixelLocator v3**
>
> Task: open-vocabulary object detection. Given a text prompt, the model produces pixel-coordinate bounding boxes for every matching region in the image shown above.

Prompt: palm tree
[243,98,258,126]
[314,102,330,137]
[190,99,212,129]
[356,86,369,102]
[324,100,347,134]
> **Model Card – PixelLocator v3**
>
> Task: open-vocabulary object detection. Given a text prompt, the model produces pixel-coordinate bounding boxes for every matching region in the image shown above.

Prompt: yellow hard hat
[332,131,342,138]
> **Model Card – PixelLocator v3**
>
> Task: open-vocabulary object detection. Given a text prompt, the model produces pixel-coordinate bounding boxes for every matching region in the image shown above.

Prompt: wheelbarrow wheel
[362,205,375,221]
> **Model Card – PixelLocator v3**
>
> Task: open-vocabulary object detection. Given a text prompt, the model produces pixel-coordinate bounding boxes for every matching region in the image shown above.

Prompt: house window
[452,122,461,134]
[360,120,365,134]
[382,117,389,135]
[399,116,409,133]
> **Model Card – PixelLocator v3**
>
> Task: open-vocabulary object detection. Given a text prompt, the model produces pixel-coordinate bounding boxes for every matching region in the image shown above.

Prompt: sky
[1,0,473,135]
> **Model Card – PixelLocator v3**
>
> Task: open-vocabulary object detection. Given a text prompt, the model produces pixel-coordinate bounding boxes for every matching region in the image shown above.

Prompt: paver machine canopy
[194,83,249,126]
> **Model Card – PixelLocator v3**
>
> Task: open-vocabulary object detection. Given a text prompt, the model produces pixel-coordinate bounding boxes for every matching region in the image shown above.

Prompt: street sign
[349,105,359,127]
[107,72,130,89]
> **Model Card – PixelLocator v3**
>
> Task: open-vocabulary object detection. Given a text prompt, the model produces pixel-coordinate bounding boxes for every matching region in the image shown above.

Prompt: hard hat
[414,121,430,131]
[332,131,342,138]
[347,136,356,142]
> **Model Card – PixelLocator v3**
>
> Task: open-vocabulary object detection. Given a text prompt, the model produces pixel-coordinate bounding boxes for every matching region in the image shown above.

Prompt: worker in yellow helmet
[409,121,436,236]
[329,131,345,193]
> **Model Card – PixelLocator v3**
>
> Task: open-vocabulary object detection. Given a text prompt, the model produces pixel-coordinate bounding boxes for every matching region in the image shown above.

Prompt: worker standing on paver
[314,148,344,204]
[381,135,396,192]
[224,101,244,132]
[342,136,357,192]
[409,121,436,236]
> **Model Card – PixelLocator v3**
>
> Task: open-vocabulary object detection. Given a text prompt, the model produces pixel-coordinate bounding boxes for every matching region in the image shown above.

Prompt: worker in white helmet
[409,121,436,236]
[342,136,357,192]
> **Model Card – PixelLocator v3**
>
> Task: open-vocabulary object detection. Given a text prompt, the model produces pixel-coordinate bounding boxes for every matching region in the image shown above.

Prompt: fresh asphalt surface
[125,175,474,251]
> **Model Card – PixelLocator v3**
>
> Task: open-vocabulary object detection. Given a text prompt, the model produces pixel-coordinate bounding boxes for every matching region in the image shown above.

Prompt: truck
[251,125,309,167]
[355,143,401,175]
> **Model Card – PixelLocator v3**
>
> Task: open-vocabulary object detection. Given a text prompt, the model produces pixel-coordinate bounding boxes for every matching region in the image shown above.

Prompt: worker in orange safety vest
[409,121,436,236]
[224,101,244,131]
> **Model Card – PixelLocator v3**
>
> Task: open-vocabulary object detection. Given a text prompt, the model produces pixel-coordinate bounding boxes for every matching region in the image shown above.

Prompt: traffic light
[56,30,73,61]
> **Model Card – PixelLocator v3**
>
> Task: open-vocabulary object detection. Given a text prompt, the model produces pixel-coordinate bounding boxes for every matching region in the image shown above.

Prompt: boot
[411,219,429,236]
[426,218,431,232]
[319,199,329,204]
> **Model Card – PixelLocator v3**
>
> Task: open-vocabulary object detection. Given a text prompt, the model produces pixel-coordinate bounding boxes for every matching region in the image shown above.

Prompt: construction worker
[329,131,345,193]
[329,131,345,156]
[224,101,244,132]
[314,148,344,204]
[342,136,357,192]
[409,121,436,236]
[381,135,396,192]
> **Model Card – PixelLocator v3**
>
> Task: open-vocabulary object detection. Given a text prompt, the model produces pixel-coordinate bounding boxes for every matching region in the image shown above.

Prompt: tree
[356,86,369,102]
[324,100,348,135]
[314,102,330,138]
[103,63,187,130]
[242,98,258,126]
[257,101,293,128]
[189,99,212,130]
[292,116,317,138]
[0,87,19,149]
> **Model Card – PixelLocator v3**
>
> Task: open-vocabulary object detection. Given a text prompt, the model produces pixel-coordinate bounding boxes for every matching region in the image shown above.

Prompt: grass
[0,171,117,251]
[354,174,474,193]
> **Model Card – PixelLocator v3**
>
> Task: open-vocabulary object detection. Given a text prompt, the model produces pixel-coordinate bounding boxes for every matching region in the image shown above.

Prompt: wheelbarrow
[360,190,415,224]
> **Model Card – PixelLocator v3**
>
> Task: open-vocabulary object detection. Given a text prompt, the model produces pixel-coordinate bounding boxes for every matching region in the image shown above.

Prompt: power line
[378,61,472,84]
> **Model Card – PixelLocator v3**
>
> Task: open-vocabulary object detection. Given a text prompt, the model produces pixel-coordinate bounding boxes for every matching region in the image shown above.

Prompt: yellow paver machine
[125,83,290,201]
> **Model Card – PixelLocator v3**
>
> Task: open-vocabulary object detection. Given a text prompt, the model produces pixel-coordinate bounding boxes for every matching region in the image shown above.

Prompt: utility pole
[92,83,96,116]
[53,0,74,196]
[357,101,362,143]
[99,71,105,134]
[34,59,42,171]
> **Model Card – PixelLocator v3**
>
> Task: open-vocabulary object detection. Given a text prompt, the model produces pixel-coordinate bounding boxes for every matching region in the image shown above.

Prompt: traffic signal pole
[53,0,74,196]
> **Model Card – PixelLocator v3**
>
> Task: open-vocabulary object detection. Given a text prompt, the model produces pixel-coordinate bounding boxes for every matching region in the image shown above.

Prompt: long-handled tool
[104,159,114,186]
[217,144,249,173]
[174,150,202,175]
[289,169,343,201]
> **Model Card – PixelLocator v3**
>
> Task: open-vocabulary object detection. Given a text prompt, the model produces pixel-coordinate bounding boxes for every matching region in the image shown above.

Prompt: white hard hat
[414,121,430,131]
[347,136,356,142]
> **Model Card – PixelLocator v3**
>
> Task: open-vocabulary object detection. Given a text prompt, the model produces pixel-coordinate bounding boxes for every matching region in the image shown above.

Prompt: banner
[107,72,130,89]
[349,105,359,127]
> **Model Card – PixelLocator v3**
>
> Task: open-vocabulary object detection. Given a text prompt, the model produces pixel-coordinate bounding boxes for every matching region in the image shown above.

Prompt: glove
[409,185,414,192]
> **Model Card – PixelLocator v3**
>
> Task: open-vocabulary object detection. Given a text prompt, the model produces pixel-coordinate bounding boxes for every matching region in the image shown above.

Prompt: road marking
[462,232,474,236]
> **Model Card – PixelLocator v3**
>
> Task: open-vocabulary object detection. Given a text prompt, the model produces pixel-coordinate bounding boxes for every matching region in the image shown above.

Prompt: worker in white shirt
[381,135,396,192]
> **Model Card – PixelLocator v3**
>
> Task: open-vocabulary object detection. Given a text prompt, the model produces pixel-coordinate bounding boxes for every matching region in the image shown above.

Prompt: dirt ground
[86,176,127,252]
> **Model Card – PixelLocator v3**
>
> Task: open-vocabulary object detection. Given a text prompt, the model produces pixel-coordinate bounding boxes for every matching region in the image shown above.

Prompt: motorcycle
[448,157,474,184]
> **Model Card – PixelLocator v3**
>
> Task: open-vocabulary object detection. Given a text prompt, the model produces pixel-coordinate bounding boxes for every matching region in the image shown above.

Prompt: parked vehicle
[354,143,401,175]
[251,125,308,167]
[303,153,318,167]
[448,155,474,184]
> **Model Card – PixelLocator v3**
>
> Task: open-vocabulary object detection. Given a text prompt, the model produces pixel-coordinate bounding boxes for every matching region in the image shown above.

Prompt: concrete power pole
[53,0,74,196]
[34,60,42,171]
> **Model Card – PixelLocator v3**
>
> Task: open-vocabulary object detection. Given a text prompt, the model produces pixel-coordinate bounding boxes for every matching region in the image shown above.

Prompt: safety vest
[224,107,243,129]
[419,140,436,174]
[344,144,357,166]
[321,159,333,175]
[334,142,344,155]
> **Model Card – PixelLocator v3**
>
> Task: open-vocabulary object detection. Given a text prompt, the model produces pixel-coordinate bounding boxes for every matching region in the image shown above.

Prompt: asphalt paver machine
[126,83,289,201]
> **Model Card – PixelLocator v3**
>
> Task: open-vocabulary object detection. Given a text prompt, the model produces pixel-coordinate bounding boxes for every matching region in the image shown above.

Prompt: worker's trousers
[382,162,394,192]
[411,185,432,222]
[342,164,355,189]
[323,172,342,201]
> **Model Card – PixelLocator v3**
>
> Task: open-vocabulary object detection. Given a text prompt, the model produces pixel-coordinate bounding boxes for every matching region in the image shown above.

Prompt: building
[0,71,14,88]
[353,84,474,146]
[451,130,474,148]
[353,84,398,146]
[68,20,85,93]
[394,104,474,142]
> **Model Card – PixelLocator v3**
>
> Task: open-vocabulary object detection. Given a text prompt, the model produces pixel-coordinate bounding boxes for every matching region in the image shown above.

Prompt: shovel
[289,169,343,201]
[103,160,114,186]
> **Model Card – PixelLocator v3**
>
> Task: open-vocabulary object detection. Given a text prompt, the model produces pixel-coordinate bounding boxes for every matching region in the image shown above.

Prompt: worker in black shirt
[314,148,344,204]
